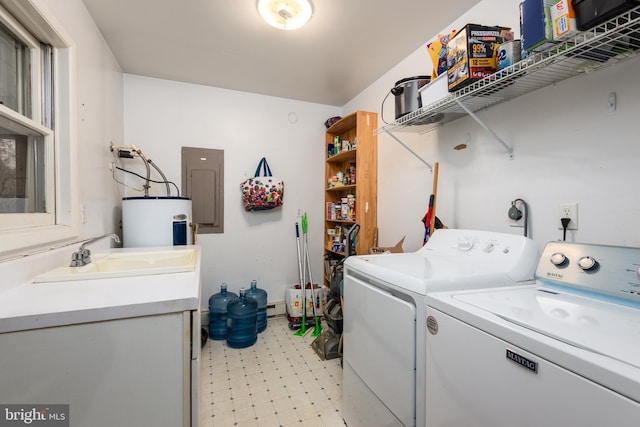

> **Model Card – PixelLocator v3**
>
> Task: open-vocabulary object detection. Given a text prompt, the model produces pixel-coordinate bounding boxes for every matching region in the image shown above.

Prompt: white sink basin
[33,248,197,283]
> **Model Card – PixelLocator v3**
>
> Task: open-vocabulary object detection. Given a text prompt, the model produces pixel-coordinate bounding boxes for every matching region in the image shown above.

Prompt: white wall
[12,0,638,306]
[42,0,124,239]
[0,1,123,288]
[123,75,340,307]
[344,0,640,252]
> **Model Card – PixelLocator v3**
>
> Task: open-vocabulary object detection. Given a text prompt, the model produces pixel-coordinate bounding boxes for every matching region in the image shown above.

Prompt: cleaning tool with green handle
[294,221,308,336]
[302,213,322,337]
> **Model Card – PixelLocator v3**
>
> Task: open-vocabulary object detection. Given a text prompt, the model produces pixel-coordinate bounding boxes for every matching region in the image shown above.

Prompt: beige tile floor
[199,316,344,427]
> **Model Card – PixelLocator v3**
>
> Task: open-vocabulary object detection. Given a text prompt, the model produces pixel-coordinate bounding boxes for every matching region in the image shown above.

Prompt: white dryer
[342,229,539,427]
[425,241,640,426]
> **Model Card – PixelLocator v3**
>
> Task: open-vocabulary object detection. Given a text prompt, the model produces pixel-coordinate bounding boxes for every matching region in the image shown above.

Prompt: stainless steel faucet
[70,233,121,267]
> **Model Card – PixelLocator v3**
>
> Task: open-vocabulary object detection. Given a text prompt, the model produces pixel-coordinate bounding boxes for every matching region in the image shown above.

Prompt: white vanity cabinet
[0,245,202,427]
[0,311,199,427]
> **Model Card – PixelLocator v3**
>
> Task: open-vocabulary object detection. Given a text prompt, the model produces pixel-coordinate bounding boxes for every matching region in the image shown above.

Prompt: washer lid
[345,253,462,295]
[454,286,640,369]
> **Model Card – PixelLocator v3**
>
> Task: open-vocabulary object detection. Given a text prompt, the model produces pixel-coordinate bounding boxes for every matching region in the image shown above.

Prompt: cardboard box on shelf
[550,0,579,40]
[426,30,459,79]
[521,0,557,52]
[446,24,514,92]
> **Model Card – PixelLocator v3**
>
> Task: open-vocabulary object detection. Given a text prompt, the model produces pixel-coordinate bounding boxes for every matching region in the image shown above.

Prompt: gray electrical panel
[181,147,224,234]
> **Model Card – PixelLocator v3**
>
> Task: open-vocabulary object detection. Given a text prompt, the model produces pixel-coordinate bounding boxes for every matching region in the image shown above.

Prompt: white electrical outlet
[508,212,524,228]
[558,202,578,230]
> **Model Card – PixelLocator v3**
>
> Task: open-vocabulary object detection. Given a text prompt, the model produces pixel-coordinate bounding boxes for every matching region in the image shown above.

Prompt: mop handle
[302,213,307,234]
[305,239,317,317]
[295,222,306,315]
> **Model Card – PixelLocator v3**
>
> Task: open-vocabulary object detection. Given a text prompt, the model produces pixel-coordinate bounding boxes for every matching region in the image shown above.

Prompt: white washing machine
[342,229,539,427]
[425,241,640,426]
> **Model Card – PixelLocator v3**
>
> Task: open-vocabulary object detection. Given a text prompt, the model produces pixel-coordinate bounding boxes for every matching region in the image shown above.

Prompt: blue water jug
[227,288,258,348]
[246,279,268,333]
[208,283,238,340]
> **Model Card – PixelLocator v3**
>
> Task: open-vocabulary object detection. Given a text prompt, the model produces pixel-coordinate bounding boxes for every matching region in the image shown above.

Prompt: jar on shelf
[341,197,349,220]
[347,194,356,221]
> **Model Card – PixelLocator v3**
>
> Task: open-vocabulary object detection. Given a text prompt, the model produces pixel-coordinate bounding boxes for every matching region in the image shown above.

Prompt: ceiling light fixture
[257,0,313,31]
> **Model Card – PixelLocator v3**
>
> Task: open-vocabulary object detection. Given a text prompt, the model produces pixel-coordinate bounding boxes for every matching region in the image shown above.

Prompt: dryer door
[343,273,416,426]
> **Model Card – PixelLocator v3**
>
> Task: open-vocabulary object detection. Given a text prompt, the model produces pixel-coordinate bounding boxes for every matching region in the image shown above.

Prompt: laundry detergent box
[550,0,579,40]
[446,24,514,92]
[496,40,523,70]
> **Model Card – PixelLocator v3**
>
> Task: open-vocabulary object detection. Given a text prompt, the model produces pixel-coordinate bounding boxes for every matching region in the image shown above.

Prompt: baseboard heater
[200,301,287,325]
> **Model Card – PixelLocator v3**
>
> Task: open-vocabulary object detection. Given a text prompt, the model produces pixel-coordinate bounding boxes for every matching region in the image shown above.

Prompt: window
[0,128,46,215]
[0,1,75,256]
[0,4,54,229]
[0,21,32,117]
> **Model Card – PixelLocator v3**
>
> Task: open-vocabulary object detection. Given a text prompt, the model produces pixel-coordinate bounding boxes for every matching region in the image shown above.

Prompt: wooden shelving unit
[323,111,377,287]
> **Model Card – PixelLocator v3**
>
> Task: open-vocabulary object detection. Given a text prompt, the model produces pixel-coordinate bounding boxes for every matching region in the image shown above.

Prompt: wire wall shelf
[376,6,640,142]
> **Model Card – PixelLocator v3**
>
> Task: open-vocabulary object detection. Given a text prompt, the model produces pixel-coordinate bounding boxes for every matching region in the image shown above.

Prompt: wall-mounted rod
[454,99,514,158]
[384,130,433,172]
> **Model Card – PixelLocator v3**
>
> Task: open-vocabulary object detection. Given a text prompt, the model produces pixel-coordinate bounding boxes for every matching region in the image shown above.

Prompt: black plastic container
[572,0,640,30]
[323,299,343,334]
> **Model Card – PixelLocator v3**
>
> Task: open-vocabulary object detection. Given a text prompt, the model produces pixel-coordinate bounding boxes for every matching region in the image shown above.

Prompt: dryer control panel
[417,229,540,282]
[536,241,640,305]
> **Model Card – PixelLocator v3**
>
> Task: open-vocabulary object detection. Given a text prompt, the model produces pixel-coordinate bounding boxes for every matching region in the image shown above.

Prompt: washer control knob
[578,256,598,271]
[457,240,474,251]
[550,252,567,266]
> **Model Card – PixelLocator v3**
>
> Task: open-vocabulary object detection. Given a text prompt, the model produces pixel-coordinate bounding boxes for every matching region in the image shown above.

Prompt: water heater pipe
[110,143,170,197]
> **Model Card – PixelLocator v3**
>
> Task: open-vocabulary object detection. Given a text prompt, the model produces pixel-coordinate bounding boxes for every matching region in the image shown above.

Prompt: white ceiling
[81,0,480,106]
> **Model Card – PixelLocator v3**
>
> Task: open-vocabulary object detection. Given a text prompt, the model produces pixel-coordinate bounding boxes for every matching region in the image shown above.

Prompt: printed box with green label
[446,24,514,92]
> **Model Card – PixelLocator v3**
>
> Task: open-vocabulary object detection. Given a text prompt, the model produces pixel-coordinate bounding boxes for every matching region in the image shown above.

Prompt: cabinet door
[343,273,416,427]
[0,313,188,427]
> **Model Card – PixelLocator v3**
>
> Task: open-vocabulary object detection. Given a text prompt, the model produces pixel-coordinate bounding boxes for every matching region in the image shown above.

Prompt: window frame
[0,1,77,258]
[0,108,55,229]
